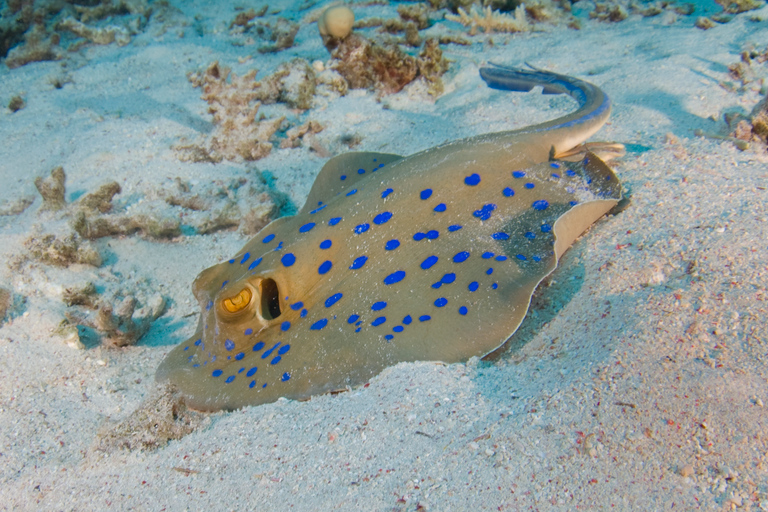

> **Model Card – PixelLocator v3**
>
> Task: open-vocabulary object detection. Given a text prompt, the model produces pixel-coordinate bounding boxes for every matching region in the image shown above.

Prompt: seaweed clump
[94,385,209,451]
[316,5,450,97]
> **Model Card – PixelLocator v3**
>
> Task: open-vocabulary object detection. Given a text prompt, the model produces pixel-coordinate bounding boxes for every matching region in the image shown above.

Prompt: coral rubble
[187,62,285,162]
[446,4,531,34]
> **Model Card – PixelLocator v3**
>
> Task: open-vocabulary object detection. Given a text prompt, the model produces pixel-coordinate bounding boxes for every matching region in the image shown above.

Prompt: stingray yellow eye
[222,287,252,313]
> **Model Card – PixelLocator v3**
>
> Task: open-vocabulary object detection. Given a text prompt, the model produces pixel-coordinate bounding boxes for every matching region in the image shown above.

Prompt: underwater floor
[1,0,768,509]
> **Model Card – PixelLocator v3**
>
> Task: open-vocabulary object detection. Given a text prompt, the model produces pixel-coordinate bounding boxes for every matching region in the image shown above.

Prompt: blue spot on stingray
[235,352,244,361]
[487,268,494,275]
[516,254,527,261]
[492,232,509,240]
[434,297,448,308]
[225,375,235,383]
[221,280,228,288]
[281,253,296,267]
[495,255,508,261]
[513,171,526,178]
[262,342,280,359]
[281,373,291,382]
[419,315,431,322]
[329,217,342,226]
[263,233,275,243]
[385,334,394,341]
[570,200,579,206]
[459,306,468,315]
[393,326,404,333]
[318,260,332,274]
[541,223,552,233]
[385,239,400,251]
[403,315,412,325]
[354,223,370,234]
[325,293,343,308]
[434,203,447,212]
[421,255,438,269]
[448,225,462,232]
[357,168,365,174]
[252,341,265,351]
[503,187,515,197]
[420,189,432,200]
[320,239,332,249]
[468,281,479,292]
[311,318,328,330]
[290,302,303,311]
[551,173,561,179]
[373,211,393,225]
[453,251,470,263]
[441,273,456,284]
[524,231,536,239]
[413,232,426,241]
[212,369,223,377]
[310,205,327,214]
[246,367,258,377]
[482,252,494,259]
[270,356,281,365]
[464,173,481,186]
[525,183,535,189]
[240,252,250,264]
[384,270,405,285]
[473,203,496,221]
[224,339,235,351]
[381,188,393,198]
[566,169,577,177]
[426,230,439,239]
[372,301,387,311]
[340,175,347,181]
[248,257,263,271]
[206,302,213,311]
[300,309,308,318]
[194,339,202,346]
[532,200,549,211]
[249,380,256,388]
[273,241,283,251]
[372,317,386,327]
[550,162,561,168]
[350,256,368,270]
[346,189,358,197]
[300,222,316,233]
[492,283,498,289]
[347,314,359,324]
[281,321,291,331]
[228,259,235,264]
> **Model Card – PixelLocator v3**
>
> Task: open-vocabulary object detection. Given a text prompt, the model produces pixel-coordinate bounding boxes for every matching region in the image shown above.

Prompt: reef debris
[730,93,768,147]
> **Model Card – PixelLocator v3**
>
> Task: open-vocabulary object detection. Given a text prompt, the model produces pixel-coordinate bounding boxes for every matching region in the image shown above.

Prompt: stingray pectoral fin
[299,151,404,214]
[554,142,626,163]
[553,152,621,256]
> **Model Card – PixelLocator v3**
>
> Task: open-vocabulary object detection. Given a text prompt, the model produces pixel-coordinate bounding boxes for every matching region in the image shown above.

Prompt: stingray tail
[478,63,613,155]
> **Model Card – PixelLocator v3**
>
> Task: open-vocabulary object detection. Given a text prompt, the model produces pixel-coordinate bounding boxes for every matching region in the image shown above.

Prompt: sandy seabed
[1,0,768,510]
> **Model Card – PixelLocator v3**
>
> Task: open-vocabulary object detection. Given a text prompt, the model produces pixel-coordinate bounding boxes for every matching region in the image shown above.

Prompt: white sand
[1,0,767,510]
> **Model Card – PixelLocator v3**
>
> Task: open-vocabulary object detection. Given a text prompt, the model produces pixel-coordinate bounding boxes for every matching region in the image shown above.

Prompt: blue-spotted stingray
[157,65,623,411]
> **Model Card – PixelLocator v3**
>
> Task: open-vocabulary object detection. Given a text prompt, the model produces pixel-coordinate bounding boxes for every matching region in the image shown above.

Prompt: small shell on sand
[318,6,355,40]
